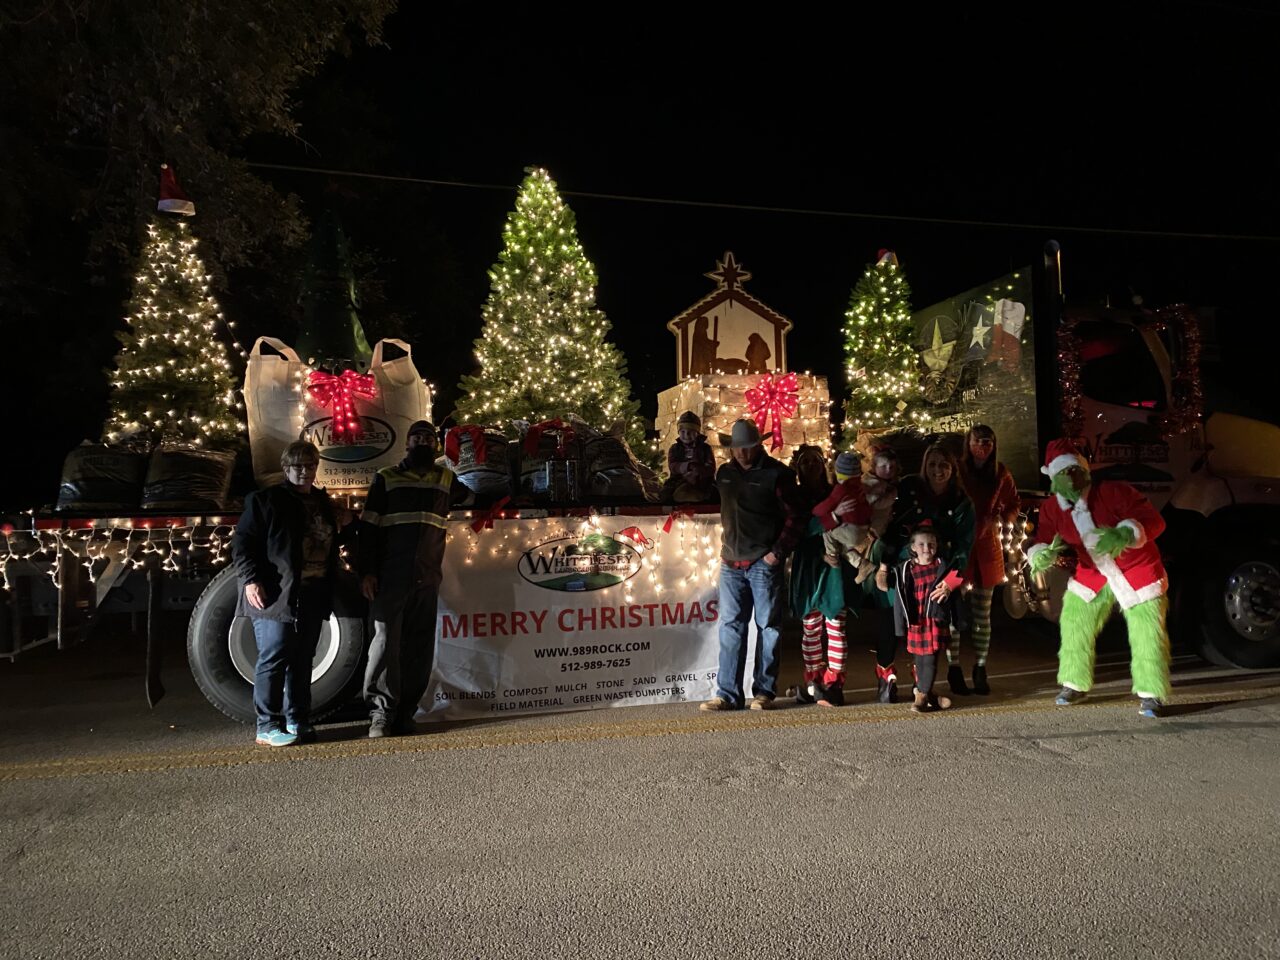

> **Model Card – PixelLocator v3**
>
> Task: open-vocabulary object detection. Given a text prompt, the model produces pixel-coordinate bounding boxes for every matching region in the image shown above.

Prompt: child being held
[862,444,900,538]
[813,450,875,583]
[891,522,961,713]
[660,410,717,504]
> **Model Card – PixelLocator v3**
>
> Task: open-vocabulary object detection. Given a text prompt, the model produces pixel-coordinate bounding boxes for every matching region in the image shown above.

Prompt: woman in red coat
[955,424,1020,695]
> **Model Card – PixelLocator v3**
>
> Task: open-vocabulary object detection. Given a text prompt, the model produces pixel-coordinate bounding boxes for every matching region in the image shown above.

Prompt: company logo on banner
[425,514,757,722]
[303,416,396,463]
[518,530,646,592]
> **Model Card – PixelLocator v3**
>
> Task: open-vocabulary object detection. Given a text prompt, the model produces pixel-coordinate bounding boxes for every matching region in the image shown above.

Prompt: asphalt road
[1,611,1278,960]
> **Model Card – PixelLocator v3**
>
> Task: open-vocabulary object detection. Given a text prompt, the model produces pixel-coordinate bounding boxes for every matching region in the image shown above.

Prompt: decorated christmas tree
[841,249,920,438]
[455,167,641,444]
[103,166,241,448]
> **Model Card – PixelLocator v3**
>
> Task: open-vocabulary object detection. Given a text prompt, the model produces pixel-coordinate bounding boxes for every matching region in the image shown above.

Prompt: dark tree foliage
[0,0,396,508]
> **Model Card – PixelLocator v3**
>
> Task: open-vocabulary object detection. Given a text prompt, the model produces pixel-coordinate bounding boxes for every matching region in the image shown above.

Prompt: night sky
[9,2,1280,510]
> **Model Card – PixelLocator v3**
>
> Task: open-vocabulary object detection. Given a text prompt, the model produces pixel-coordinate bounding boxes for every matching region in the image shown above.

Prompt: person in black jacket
[233,441,345,747]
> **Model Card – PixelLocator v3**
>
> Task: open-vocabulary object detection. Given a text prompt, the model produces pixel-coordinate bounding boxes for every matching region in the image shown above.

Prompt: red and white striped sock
[823,615,847,683]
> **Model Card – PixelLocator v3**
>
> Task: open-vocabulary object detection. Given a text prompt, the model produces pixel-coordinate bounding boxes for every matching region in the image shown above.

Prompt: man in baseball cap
[357,418,462,737]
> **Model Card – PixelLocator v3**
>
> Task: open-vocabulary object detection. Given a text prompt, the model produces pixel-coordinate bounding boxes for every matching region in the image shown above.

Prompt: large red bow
[744,372,799,451]
[523,418,576,457]
[445,425,488,465]
[306,369,377,443]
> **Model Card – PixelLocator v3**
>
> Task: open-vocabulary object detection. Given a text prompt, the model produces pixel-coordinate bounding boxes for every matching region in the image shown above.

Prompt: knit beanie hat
[834,451,859,477]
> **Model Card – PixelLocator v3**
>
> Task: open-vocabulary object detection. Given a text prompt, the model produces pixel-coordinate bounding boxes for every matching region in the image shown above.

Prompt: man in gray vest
[701,418,805,711]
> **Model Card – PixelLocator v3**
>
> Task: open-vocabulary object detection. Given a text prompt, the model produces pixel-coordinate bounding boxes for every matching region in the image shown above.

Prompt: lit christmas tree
[842,249,920,437]
[103,166,241,447]
[455,167,640,442]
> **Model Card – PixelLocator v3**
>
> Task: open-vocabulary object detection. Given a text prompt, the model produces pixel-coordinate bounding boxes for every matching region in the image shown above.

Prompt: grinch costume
[1027,438,1171,717]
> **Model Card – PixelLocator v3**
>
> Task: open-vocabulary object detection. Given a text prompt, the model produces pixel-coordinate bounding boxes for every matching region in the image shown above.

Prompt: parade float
[5,170,1278,729]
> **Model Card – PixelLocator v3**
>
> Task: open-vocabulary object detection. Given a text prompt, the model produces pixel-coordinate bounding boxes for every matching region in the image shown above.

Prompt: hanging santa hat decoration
[1041,437,1089,477]
[876,249,899,267]
[157,163,195,217]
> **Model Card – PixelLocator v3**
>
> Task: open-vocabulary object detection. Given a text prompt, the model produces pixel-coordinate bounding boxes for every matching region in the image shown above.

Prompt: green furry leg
[1122,595,1171,700]
[1057,585,1115,692]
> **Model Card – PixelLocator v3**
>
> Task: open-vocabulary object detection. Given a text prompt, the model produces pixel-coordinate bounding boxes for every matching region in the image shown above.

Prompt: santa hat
[876,249,899,267]
[1041,438,1088,477]
[157,164,195,216]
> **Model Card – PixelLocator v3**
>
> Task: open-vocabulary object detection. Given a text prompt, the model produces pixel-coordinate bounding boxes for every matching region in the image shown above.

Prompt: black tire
[1195,537,1280,669]
[186,566,366,724]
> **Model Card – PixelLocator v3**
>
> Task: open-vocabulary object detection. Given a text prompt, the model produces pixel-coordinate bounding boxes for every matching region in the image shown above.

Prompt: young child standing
[891,522,957,713]
[813,450,875,582]
[661,410,717,504]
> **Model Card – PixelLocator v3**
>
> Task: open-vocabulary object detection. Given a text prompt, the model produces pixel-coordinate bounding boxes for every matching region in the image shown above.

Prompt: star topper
[705,252,751,292]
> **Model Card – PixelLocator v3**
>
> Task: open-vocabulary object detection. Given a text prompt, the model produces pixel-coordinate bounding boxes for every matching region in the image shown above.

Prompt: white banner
[423,511,761,721]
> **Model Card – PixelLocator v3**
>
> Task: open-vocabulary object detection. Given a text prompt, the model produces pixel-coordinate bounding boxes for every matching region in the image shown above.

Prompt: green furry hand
[1093,525,1135,559]
[1028,534,1066,574]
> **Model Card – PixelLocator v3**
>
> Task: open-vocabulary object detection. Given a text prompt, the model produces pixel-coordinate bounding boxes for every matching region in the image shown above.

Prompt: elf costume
[1026,438,1171,718]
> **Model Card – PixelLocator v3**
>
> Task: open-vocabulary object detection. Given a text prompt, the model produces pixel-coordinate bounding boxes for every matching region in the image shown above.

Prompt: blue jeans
[716,557,784,707]
[251,587,326,733]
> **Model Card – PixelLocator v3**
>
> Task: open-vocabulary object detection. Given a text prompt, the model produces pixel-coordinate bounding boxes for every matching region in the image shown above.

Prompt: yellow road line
[1,687,1275,782]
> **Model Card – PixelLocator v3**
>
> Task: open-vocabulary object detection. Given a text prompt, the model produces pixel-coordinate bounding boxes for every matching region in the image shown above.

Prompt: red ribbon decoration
[744,372,799,451]
[522,418,576,457]
[470,496,512,533]
[306,369,377,443]
[663,507,694,533]
[445,425,488,465]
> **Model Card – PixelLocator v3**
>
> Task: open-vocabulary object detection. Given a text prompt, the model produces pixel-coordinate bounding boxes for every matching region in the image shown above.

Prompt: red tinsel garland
[744,372,799,451]
[1056,305,1203,444]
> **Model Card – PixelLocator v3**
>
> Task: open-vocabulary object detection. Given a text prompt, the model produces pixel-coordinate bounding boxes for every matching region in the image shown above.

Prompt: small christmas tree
[103,166,241,447]
[455,167,640,443]
[841,249,920,438]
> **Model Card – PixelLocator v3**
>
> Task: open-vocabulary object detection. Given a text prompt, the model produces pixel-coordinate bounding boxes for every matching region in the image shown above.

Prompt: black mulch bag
[56,445,148,512]
[140,447,236,512]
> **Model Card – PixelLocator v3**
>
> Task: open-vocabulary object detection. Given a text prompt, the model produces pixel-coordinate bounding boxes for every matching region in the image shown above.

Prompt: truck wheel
[1196,539,1280,669]
[186,566,366,724]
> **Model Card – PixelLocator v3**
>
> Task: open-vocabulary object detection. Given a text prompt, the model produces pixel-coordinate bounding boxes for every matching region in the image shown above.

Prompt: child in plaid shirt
[891,523,958,713]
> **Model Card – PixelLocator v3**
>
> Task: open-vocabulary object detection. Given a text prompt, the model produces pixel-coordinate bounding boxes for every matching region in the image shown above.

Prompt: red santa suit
[1028,481,1168,611]
[1028,436,1172,707]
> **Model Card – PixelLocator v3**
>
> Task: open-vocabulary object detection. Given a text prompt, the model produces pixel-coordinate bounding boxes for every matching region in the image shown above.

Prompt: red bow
[445,425,488,465]
[306,370,377,443]
[470,496,512,533]
[663,508,695,533]
[744,372,799,451]
[523,418,576,457]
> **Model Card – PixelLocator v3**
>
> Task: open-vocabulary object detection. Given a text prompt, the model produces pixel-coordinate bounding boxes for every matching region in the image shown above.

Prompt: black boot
[972,664,990,695]
[818,681,844,707]
[876,678,893,703]
[947,663,971,695]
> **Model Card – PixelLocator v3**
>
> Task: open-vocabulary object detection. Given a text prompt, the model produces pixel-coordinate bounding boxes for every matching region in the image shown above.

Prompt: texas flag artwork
[984,298,1026,373]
